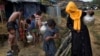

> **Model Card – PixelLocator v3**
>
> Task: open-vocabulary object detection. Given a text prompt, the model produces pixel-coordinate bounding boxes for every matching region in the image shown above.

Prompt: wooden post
[55,5,61,25]
[55,31,71,56]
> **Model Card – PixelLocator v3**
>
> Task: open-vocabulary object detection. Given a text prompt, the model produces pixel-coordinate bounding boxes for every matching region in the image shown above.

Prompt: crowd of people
[7,8,59,56]
[6,1,94,56]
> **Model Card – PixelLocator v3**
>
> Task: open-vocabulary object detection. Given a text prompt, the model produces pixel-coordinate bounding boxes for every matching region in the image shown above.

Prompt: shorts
[7,22,16,31]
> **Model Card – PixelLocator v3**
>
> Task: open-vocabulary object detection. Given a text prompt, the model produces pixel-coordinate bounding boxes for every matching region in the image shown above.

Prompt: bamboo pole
[60,43,71,56]
[60,45,69,56]
[55,31,71,56]
[64,44,71,56]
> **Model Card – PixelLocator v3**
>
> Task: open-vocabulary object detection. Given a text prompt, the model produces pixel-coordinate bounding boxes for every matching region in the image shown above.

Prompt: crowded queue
[6,1,95,56]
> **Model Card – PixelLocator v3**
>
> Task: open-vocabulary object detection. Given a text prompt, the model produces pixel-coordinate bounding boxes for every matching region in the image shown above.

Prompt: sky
[82,0,93,2]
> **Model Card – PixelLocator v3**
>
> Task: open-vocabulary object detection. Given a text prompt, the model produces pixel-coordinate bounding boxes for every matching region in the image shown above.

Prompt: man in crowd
[7,8,23,55]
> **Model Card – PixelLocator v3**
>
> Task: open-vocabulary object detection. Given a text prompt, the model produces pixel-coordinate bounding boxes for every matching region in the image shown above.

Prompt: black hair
[36,11,42,16]
[90,12,94,16]
[31,15,35,19]
[26,19,31,24]
[47,19,56,27]
[8,27,15,32]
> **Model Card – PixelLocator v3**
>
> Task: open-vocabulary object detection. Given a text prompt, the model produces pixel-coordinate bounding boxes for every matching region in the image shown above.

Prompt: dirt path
[89,15,100,56]
[0,42,9,56]
[0,11,100,56]
[0,18,66,56]
[0,41,45,56]
[89,32,100,56]
[18,45,45,56]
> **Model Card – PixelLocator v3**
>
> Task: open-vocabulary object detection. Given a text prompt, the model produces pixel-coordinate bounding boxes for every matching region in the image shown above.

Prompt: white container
[83,14,95,26]
[26,32,33,43]
[40,21,47,34]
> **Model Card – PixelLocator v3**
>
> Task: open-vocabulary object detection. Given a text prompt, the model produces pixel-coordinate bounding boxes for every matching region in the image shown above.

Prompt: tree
[92,0,100,6]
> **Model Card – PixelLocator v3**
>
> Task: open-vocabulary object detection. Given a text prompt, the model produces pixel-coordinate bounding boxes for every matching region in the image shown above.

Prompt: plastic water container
[7,50,13,56]
[26,32,33,43]
[83,14,95,26]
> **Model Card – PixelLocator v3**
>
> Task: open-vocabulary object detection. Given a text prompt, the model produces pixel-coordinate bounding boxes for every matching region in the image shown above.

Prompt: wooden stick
[60,45,69,56]
[64,44,71,56]
[60,43,71,56]
[55,31,71,56]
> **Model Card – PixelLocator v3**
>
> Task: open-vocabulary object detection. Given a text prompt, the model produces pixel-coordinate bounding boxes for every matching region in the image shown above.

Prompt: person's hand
[54,33,59,39]
[45,36,52,41]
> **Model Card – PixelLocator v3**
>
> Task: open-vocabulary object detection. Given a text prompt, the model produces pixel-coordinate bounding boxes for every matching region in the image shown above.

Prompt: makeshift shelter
[5,0,47,19]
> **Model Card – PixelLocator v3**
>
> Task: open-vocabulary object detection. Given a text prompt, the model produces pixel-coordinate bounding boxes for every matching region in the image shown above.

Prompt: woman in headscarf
[65,1,93,56]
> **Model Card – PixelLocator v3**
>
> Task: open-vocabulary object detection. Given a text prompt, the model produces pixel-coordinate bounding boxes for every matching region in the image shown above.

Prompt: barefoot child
[43,19,59,56]
[29,15,38,45]
[7,8,23,55]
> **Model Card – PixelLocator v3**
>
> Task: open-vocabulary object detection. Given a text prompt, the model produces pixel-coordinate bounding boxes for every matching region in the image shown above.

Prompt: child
[19,17,26,41]
[26,19,31,31]
[29,15,39,44]
[7,28,20,56]
[7,8,23,55]
[26,16,38,45]
[43,19,59,56]
[34,11,43,29]
[20,19,31,46]
[34,11,44,43]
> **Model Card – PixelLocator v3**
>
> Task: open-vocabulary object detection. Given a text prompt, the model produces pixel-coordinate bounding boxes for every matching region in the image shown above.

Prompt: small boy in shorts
[7,24,20,56]
[7,8,23,55]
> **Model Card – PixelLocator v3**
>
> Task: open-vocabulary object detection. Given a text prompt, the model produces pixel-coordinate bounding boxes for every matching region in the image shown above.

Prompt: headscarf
[65,1,82,31]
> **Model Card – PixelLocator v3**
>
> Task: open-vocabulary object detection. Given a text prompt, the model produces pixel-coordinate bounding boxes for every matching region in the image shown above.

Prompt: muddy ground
[89,10,100,56]
[0,10,100,56]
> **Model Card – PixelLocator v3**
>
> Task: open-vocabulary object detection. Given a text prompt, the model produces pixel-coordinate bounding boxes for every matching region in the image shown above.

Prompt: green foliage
[92,0,100,6]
